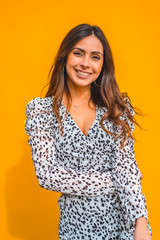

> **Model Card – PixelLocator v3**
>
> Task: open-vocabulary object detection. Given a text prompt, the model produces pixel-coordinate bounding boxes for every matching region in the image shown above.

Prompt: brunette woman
[25,23,152,239]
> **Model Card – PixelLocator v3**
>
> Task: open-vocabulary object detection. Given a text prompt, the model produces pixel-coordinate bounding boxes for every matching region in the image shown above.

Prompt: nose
[80,56,90,68]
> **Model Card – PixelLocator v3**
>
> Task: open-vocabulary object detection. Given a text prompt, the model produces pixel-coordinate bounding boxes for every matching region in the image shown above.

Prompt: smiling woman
[25,24,152,239]
[66,35,104,89]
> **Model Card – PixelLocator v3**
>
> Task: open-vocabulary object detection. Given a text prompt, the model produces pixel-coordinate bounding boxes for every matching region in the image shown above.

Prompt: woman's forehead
[73,35,103,54]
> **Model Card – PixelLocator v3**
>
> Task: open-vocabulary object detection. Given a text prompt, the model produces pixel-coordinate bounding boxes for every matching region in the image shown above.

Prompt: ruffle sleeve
[111,97,149,231]
[25,97,115,197]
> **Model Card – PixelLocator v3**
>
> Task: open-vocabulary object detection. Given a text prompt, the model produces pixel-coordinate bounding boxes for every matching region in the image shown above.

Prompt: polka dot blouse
[25,96,152,239]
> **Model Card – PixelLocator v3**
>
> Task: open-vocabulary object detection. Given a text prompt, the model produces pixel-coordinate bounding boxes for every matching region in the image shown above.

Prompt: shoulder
[25,96,56,135]
[106,96,135,134]
[123,96,135,117]
[25,96,54,119]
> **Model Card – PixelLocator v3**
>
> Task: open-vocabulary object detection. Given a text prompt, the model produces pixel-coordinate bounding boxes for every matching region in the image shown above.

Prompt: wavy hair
[44,23,142,147]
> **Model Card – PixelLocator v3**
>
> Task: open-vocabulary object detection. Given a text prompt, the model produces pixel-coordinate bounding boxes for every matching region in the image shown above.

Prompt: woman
[25,24,152,239]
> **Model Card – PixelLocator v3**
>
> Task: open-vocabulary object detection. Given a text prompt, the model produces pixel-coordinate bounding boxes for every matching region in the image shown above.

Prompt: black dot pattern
[25,96,152,239]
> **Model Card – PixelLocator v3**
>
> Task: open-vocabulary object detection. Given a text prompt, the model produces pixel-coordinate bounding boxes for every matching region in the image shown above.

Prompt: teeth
[77,70,91,76]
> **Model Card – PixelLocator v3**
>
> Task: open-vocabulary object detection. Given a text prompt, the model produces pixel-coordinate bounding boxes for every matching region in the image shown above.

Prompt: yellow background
[1,0,159,239]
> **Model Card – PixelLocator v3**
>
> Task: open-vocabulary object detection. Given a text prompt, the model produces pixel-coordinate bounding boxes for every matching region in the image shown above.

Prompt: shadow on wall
[4,139,61,240]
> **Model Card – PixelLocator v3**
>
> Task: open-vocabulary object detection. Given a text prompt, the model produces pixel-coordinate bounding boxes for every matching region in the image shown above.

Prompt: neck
[63,79,91,104]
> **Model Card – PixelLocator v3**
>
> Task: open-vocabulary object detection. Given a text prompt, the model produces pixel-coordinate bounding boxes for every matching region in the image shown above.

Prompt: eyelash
[73,51,101,60]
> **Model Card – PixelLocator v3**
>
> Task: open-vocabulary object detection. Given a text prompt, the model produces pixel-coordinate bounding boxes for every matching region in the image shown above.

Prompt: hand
[134,226,152,240]
[140,172,143,180]
[134,217,152,240]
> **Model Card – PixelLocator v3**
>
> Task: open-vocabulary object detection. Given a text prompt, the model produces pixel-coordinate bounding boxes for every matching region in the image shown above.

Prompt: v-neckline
[61,101,98,139]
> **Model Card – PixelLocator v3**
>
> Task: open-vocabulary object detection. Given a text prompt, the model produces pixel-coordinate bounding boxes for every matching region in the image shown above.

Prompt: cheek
[66,57,77,77]
[66,55,79,68]
[95,62,103,74]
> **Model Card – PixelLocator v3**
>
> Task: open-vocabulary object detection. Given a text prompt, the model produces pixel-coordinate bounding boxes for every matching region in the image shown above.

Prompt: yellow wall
[1,0,159,239]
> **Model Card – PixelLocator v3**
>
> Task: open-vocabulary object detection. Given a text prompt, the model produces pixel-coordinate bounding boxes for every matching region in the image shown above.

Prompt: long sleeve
[25,97,115,197]
[111,97,148,230]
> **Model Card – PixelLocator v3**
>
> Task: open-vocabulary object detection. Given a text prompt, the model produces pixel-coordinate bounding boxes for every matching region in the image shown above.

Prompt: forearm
[112,136,149,229]
[29,135,115,197]
[136,217,148,228]
[134,217,152,239]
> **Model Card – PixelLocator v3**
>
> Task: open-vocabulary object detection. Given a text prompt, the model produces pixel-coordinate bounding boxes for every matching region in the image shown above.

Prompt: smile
[75,69,92,78]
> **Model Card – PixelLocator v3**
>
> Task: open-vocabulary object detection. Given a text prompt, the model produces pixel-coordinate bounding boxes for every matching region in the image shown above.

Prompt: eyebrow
[72,47,103,56]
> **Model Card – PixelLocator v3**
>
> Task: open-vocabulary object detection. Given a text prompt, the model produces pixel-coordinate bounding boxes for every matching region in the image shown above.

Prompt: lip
[74,69,92,79]
[75,69,92,74]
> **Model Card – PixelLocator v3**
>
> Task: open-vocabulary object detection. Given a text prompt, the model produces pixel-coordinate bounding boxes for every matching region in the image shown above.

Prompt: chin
[67,77,92,87]
[74,80,93,87]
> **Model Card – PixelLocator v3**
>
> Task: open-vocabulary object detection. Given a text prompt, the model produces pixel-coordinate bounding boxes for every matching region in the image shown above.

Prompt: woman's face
[66,35,103,88]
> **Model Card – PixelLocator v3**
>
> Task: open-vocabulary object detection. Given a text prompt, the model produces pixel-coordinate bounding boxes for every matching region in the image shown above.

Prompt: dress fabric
[25,96,152,240]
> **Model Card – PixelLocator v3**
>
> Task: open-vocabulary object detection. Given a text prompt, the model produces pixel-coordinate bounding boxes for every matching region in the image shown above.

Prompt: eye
[92,55,101,60]
[73,51,83,56]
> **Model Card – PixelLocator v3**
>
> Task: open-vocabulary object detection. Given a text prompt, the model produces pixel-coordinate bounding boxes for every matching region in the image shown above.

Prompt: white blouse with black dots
[25,96,152,240]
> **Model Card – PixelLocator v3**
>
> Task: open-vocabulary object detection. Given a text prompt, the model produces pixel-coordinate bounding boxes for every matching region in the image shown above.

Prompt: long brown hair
[44,23,142,147]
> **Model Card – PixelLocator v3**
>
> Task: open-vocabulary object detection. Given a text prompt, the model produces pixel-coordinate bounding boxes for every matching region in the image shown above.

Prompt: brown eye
[73,51,83,56]
[92,56,100,60]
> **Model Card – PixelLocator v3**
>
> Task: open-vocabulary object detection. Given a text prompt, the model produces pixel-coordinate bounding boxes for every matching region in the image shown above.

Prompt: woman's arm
[26,132,114,196]
[134,217,152,240]
[111,98,151,237]
[25,97,115,197]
